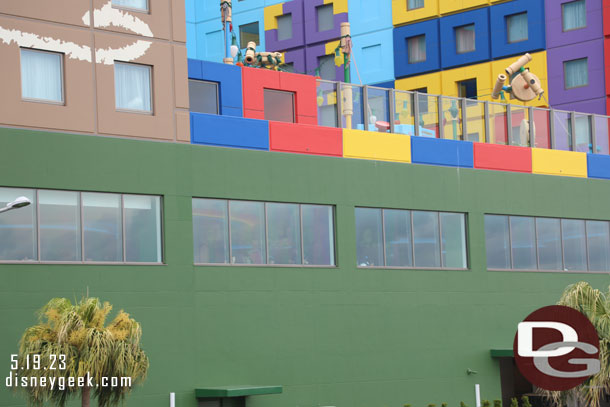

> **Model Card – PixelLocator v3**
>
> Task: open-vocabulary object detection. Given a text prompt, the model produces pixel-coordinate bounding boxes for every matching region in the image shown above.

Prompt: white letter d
[518,322,578,357]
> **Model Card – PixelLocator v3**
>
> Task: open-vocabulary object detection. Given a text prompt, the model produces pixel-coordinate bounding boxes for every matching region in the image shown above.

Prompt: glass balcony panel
[340,83,364,130]
[441,97,463,140]
[367,87,390,132]
[509,106,530,147]
[393,90,415,136]
[593,116,610,154]
[553,111,572,151]
[416,93,439,138]
[489,103,508,145]
[464,100,485,143]
[574,113,592,153]
[316,80,338,128]
[532,108,550,149]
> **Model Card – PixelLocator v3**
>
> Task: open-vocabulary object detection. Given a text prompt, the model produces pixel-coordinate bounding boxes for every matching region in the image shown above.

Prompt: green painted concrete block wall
[1,127,610,407]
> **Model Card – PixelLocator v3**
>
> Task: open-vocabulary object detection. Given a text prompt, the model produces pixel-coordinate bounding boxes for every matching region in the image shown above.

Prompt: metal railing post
[528,106,535,148]
[413,91,420,137]
[363,85,369,131]
[335,81,342,129]
[506,104,512,146]
[389,89,396,134]
[461,98,468,141]
[591,114,597,154]
[549,109,556,150]
[570,111,576,151]
[438,96,444,139]
[484,101,490,144]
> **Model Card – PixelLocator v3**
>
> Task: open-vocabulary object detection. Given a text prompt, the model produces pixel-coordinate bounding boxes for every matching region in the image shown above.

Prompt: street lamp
[0,196,31,214]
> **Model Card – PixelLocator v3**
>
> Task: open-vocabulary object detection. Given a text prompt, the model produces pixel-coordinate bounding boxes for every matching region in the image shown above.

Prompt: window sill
[0,261,165,266]
[488,268,610,274]
[356,266,469,271]
[194,263,337,269]
[116,108,154,115]
[22,97,65,106]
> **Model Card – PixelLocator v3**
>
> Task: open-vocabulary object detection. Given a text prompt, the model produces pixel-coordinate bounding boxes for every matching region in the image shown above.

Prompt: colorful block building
[3,2,610,407]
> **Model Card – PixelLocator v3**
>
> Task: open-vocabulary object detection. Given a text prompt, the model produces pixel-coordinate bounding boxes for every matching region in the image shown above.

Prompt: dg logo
[513,305,600,391]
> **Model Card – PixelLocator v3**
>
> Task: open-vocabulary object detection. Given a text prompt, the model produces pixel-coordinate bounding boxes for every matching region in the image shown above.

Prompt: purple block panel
[305,43,343,80]
[545,0,603,49]
[547,39,605,106]
[284,48,306,75]
[265,0,305,51]
[304,0,348,45]
[553,97,607,115]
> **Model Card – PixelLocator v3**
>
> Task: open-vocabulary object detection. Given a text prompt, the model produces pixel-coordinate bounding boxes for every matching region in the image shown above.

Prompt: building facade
[3,1,610,407]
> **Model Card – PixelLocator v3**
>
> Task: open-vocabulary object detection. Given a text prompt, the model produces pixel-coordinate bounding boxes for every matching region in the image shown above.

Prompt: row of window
[3,187,610,272]
[485,215,610,272]
[0,188,161,263]
[193,199,335,266]
[356,208,467,269]
[20,48,153,112]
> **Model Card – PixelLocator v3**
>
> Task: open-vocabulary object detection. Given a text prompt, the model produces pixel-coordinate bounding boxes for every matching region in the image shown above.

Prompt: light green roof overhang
[195,385,283,398]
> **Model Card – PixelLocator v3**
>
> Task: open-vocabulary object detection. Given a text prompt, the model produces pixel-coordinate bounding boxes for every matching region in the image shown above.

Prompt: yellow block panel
[440,62,492,99]
[395,71,442,95]
[393,0,439,26]
[264,3,284,31]
[325,0,348,14]
[490,51,549,108]
[531,149,587,178]
[343,129,412,163]
[439,0,489,15]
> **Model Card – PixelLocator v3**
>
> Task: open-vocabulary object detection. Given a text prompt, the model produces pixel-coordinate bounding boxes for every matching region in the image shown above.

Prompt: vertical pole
[528,106,535,148]
[340,23,351,84]
[389,89,396,134]
[221,0,233,64]
[461,97,468,141]
[475,384,481,407]
[438,96,444,140]
[170,393,175,407]
[413,91,420,137]
[363,85,369,131]
[549,109,556,150]
[591,115,597,154]
[506,104,512,146]
[570,111,577,151]
[484,101,490,144]
[335,81,342,128]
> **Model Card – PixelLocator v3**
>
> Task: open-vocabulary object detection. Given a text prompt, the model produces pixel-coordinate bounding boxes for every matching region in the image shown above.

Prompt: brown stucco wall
[0,0,189,142]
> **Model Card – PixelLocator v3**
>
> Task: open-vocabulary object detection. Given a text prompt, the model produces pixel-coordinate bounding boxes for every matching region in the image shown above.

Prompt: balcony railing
[316,79,610,154]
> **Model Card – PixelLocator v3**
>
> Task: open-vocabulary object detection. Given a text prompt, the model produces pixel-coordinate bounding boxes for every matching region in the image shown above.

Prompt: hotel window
[484,215,610,272]
[316,4,334,32]
[355,208,467,269]
[277,14,293,41]
[20,48,64,103]
[264,89,295,122]
[407,35,426,64]
[455,24,475,54]
[114,62,152,113]
[111,0,148,12]
[564,58,588,89]
[562,0,586,31]
[318,55,336,80]
[192,199,335,266]
[408,0,424,10]
[0,187,162,263]
[506,12,528,43]
[239,22,260,46]
[458,79,477,99]
[414,87,428,114]
[188,80,219,115]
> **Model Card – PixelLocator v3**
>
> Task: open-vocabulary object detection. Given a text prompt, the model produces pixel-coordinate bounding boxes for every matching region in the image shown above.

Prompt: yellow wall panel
[395,72,442,95]
[264,3,284,31]
[393,0,439,26]
[531,149,587,178]
[440,62,492,99]
[490,51,549,108]
[439,0,489,15]
[343,129,412,163]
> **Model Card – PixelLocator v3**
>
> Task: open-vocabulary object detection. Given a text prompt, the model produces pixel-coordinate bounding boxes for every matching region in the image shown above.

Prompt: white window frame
[19,48,65,105]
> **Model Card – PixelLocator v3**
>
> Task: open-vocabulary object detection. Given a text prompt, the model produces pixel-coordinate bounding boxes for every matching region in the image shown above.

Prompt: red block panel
[604,1,610,37]
[473,143,532,173]
[269,122,342,157]
[242,67,318,123]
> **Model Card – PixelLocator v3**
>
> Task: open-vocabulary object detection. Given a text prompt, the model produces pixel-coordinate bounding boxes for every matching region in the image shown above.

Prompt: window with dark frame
[564,57,589,89]
[277,13,293,41]
[506,12,528,43]
[20,48,64,104]
[316,3,334,32]
[188,79,219,115]
[239,22,260,46]
[264,89,296,123]
[562,0,586,31]
[458,78,477,99]
[455,24,475,54]
[407,35,426,63]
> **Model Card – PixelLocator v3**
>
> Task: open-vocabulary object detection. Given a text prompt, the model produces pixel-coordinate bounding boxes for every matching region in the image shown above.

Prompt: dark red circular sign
[513,305,600,391]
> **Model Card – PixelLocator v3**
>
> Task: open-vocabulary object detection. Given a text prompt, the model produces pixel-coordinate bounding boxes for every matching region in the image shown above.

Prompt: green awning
[195,385,283,398]
[490,349,514,358]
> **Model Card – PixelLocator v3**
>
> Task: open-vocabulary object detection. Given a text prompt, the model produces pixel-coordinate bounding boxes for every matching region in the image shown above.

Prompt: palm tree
[541,282,610,407]
[13,297,149,407]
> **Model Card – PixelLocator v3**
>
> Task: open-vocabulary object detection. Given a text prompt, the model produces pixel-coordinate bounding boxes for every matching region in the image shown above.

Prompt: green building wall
[1,127,610,407]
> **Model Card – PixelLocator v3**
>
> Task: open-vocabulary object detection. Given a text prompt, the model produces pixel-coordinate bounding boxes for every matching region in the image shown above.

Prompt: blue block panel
[393,19,441,79]
[490,0,545,59]
[189,59,244,116]
[186,22,197,59]
[191,113,269,151]
[348,0,393,36]
[194,21,224,62]
[411,137,474,168]
[351,29,395,84]
[587,154,610,179]
[440,8,490,69]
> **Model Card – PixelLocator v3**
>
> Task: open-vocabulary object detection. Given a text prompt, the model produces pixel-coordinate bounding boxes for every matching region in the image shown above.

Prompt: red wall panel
[473,143,532,173]
[269,122,342,157]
